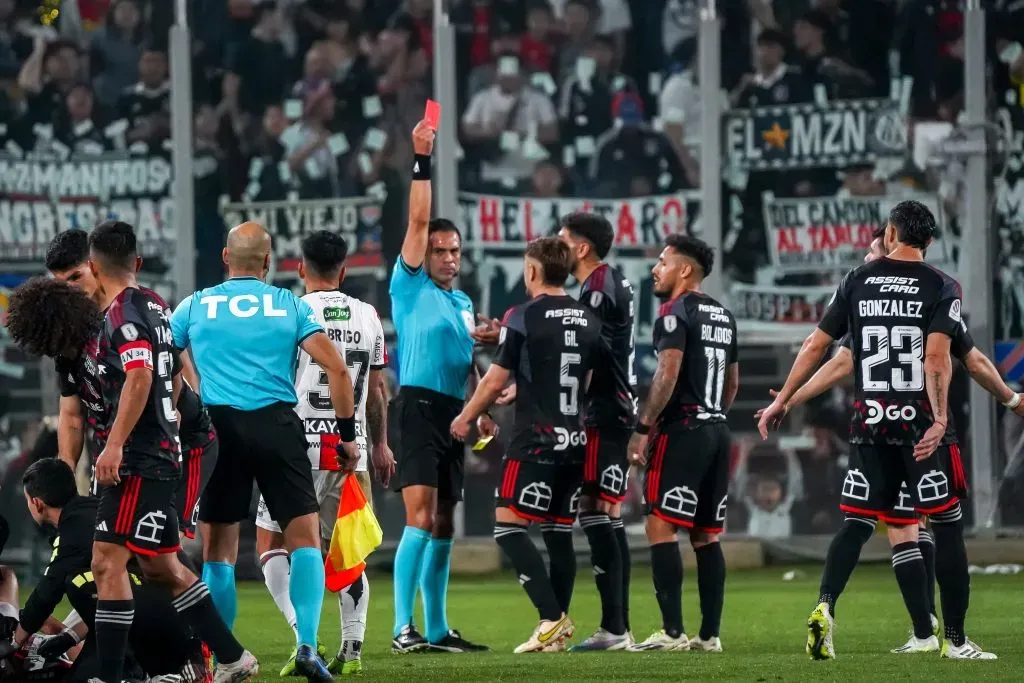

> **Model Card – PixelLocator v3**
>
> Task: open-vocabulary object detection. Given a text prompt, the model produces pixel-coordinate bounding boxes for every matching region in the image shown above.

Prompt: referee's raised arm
[401,121,436,270]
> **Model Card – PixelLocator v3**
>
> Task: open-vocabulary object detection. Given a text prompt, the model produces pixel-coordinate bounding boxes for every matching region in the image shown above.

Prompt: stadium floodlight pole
[170,0,196,301]
[698,0,723,301]
[432,0,459,226]
[963,0,996,535]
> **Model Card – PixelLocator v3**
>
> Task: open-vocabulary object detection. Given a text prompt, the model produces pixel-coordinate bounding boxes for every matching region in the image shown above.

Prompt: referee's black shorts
[390,386,465,502]
[200,402,317,529]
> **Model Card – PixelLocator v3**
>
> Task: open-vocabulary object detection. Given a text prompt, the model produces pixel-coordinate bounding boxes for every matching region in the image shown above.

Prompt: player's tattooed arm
[57,395,85,471]
[915,332,953,461]
[638,349,683,426]
[366,370,387,444]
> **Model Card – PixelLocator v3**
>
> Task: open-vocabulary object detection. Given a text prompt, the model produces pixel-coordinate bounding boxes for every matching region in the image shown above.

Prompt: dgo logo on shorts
[864,400,917,425]
[553,427,587,451]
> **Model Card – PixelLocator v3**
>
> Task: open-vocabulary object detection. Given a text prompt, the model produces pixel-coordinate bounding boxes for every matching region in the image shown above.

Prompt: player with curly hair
[3,278,100,359]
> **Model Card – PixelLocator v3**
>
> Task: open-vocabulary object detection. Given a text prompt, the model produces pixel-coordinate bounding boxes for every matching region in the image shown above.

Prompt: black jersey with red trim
[99,287,181,479]
[651,291,738,429]
[838,315,974,446]
[579,263,637,429]
[494,294,604,464]
[56,325,109,459]
[818,258,963,445]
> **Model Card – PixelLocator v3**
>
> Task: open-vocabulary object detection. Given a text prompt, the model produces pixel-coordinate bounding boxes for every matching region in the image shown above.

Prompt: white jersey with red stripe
[294,290,388,472]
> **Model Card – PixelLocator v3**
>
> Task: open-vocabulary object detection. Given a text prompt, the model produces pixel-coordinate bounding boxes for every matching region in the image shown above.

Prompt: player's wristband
[336,415,357,443]
[1004,393,1021,410]
[63,628,82,645]
[412,154,431,180]
[635,423,651,436]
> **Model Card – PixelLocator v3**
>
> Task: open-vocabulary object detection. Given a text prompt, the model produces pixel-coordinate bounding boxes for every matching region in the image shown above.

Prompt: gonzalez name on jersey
[295,291,387,471]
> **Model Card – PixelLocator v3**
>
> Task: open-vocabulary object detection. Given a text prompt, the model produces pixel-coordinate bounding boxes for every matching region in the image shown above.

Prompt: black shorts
[643,422,731,532]
[496,457,583,524]
[201,403,317,528]
[840,443,968,522]
[94,475,181,556]
[390,387,465,502]
[582,426,630,504]
[176,437,218,539]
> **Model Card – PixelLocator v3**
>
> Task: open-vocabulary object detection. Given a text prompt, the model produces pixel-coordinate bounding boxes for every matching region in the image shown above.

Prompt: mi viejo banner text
[458,192,701,247]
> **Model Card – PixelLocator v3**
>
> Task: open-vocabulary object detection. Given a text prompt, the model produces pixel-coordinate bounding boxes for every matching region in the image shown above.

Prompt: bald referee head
[223,222,272,277]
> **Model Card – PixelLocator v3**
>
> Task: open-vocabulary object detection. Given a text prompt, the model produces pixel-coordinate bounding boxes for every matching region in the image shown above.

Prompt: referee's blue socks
[289,546,326,647]
[201,561,237,630]
[421,537,453,643]
[393,526,431,638]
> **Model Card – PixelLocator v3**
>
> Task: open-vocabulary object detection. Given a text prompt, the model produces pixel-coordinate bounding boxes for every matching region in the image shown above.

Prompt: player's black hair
[22,458,78,509]
[887,200,937,250]
[301,230,349,277]
[525,236,572,286]
[871,224,887,241]
[4,278,101,358]
[665,233,714,278]
[44,229,89,272]
[560,212,614,260]
[428,218,462,242]
[88,220,137,273]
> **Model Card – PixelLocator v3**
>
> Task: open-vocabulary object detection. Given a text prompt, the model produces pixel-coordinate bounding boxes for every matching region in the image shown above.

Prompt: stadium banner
[457,192,702,247]
[219,196,385,282]
[724,98,907,171]
[761,192,948,273]
[0,151,175,267]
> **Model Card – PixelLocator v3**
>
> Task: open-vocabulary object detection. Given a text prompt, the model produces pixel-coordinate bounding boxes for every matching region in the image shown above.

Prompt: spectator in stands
[550,0,631,55]
[558,35,637,156]
[374,12,429,97]
[224,1,293,118]
[323,16,378,143]
[555,0,595,85]
[281,80,350,198]
[89,0,143,108]
[897,0,965,119]
[813,0,892,97]
[58,82,108,153]
[791,10,872,99]
[292,43,334,97]
[658,38,701,188]
[461,54,558,188]
[404,0,435,60]
[527,159,567,197]
[589,91,682,196]
[520,0,555,75]
[731,28,811,109]
[466,27,522,100]
[117,45,170,146]
[0,0,33,80]
[18,38,83,129]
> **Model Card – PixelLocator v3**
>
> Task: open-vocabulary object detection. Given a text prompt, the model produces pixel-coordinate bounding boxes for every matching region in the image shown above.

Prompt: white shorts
[256,470,373,544]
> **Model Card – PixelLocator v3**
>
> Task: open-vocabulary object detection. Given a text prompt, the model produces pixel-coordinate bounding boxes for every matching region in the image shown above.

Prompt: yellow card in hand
[472,436,494,451]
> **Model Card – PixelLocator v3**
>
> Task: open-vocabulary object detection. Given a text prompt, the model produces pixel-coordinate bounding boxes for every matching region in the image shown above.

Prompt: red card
[424,99,441,129]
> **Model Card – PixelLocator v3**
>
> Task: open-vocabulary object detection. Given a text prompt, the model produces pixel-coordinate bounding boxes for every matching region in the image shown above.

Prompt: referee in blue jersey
[389,122,492,653]
[170,222,358,683]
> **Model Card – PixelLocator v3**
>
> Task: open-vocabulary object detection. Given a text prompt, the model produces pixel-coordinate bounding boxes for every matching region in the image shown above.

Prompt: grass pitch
[234,565,1022,682]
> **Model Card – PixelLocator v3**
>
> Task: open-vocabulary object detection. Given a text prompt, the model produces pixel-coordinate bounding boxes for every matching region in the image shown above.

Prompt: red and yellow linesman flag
[324,474,383,592]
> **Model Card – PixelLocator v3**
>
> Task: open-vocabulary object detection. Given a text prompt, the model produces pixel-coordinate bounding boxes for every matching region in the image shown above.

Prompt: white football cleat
[941,640,997,660]
[626,630,689,652]
[688,636,723,652]
[212,650,259,683]
[891,635,939,654]
[513,615,574,654]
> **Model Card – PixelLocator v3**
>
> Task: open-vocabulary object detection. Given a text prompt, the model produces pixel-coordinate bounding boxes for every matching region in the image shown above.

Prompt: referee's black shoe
[392,625,430,654]
[429,629,491,653]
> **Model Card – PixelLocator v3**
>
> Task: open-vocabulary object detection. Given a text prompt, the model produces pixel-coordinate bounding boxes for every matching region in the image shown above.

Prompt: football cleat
[930,614,940,638]
[513,615,574,654]
[626,630,689,652]
[392,625,430,654]
[212,650,259,683]
[891,635,939,654]
[688,636,723,653]
[568,629,631,652]
[428,629,490,653]
[280,645,327,677]
[292,645,332,683]
[325,657,363,676]
[941,640,997,660]
[806,602,835,660]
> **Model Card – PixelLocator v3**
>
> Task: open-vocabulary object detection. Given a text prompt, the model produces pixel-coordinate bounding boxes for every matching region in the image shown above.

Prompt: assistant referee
[170,222,358,683]
[388,121,490,654]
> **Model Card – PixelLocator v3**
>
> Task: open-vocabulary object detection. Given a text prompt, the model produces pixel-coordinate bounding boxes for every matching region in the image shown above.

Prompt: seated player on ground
[6,458,208,682]
[451,237,604,653]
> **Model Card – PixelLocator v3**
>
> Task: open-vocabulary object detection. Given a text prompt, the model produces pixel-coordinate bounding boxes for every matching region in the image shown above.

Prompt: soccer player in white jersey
[255,230,396,676]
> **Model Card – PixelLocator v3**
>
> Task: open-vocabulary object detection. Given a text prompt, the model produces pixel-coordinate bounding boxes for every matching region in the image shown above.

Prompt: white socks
[339,572,369,660]
[260,550,298,637]
[63,609,84,630]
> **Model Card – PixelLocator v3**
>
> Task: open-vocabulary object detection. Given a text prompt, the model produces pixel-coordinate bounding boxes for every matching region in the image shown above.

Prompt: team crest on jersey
[324,306,351,322]
[461,310,475,332]
[663,315,678,332]
[120,323,138,341]
[948,299,961,323]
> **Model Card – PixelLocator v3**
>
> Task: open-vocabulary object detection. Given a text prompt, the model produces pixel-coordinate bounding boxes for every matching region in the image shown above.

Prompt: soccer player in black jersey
[44,228,219,543]
[450,237,604,653]
[759,200,996,661]
[625,235,738,653]
[558,213,636,650]
[85,222,256,683]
